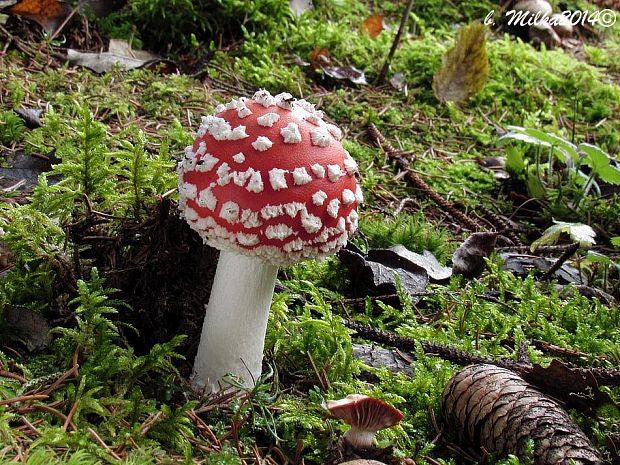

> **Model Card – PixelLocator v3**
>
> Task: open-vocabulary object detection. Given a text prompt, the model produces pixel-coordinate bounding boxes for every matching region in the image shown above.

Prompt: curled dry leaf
[501,252,584,283]
[15,107,43,128]
[362,14,385,38]
[451,232,497,278]
[68,39,173,74]
[442,364,601,465]
[8,0,70,33]
[432,22,490,103]
[382,244,451,281]
[321,64,368,85]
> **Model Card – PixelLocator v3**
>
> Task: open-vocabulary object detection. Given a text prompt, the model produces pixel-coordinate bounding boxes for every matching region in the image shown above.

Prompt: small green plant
[0,110,25,145]
[500,126,620,219]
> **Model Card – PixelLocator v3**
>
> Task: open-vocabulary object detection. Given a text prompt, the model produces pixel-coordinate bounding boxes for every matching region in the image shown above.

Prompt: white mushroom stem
[343,428,378,449]
[191,251,278,393]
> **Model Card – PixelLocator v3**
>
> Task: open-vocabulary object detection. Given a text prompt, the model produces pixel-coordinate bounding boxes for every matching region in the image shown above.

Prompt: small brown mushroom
[549,13,573,38]
[528,22,562,48]
[325,394,404,449]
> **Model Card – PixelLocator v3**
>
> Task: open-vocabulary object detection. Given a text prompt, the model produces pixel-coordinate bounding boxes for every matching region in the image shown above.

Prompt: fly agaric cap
[177,90,361,266]
[325,394,404,448]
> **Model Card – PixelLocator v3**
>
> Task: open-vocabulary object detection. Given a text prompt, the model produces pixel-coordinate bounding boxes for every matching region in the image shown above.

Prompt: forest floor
[0,0,620,464]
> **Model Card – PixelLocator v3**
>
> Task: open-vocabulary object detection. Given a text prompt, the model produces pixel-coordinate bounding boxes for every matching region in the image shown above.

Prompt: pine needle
[432,22,490,103]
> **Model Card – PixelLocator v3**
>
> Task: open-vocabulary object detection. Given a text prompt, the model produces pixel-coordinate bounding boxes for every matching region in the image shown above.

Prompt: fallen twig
[368,124,483,231]
[346,320,620,388]
[540,243,580,281]
[377,0,416,85]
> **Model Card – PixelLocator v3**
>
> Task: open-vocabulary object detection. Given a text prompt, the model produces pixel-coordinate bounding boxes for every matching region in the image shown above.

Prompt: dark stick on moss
[540,242,579,281]
[346,320,514,369]
[368,124,483,231]
[345,320,620,387]
[475,204,522,245]
[376,0,416,85]
[499,244,577,254]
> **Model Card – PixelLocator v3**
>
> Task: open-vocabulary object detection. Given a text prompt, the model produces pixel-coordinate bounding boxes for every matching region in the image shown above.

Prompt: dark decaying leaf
[4,305,52,351]
[442,364,601,465]
[451,232,497,277]
[0,151,59,189]
[321,65,368,85]
[380,245,451,281]
[8,0,70,33]
[480,156,510,180]
[501,252,584,283]
[554,284,615,305]
[605,433,620,465]
[432,22,490,103]
[77,0,125,18]
[15,107,43,128]
[352,343,415,378]
[521,359,615,413]
[0,240,14,273]
[338,244,429,302]
[362,14,385,38]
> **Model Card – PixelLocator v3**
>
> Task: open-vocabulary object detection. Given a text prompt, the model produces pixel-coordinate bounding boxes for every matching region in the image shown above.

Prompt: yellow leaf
[432,22,490,103]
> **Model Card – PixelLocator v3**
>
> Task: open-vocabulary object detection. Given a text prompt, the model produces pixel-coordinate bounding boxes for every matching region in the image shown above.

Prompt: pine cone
[442,364,601,465]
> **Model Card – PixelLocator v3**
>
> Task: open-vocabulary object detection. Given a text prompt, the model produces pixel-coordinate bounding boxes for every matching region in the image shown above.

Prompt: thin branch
[368,124,483,231]
[377,0,416,85]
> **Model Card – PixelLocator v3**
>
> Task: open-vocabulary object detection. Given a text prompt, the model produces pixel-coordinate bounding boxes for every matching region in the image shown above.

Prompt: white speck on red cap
[327,199,340,218]
[342,189,355,205]
[232,152,245,163]
[269,168,288,191]
[257,113,280,127]
[326,124,343,140]
[197,188,217,210]
[253,89,277,108]
[246,171,264,193]
[265,223,295,240]
[343,152,358,174]
[292,167,312,185]
[229,125,249,140]
[327,164,343,182]
[311,164,326,178]
[252,136,273,152]
[310,127,331,147]
[280,122,302,144]
[219,201,240,224]
[312,190,327,206]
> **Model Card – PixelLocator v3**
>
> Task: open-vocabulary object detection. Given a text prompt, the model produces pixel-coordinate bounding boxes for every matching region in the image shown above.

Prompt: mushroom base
[191,251,278,393]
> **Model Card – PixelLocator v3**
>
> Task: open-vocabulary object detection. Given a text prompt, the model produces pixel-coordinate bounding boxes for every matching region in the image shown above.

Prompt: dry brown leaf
[309,47,331,67]
[432,22,490,103]
[362,14,385,38]
[8,0,69,33]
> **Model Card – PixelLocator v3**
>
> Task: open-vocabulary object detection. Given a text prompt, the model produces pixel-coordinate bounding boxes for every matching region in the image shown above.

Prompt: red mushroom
[325,394,404,449]
[178,90,362,392]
